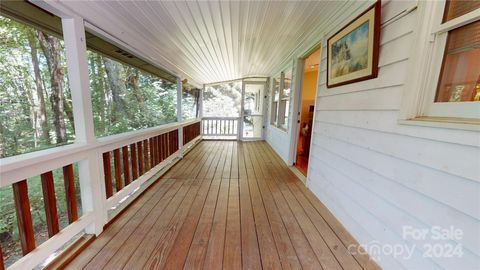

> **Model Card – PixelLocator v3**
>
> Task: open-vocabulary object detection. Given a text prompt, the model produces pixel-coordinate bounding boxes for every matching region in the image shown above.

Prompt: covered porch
[1,0,478,269]
[66,141,378,270]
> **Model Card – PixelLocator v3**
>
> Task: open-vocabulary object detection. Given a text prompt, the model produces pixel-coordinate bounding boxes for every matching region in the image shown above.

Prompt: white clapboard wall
[266,1,480,269]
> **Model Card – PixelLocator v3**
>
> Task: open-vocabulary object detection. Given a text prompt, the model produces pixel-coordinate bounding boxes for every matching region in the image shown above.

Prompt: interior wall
[300,70,318,126]
[266,1,480,269]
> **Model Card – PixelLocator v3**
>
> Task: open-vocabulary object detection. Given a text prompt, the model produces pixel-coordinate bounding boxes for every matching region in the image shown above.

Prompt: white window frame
[399,1,480,128]
[279,70,292,131]
[270,75,281,126]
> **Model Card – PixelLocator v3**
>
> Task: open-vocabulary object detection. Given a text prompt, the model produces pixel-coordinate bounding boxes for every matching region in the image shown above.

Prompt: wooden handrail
[0,119,200,187]
[202,116,240,120]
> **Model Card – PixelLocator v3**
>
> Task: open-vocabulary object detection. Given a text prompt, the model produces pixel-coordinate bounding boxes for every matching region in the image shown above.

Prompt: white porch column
[199,85,204,136]
[62,16,106,235]
[239,80,245,140]
[199,85,204,118]
[277,72,286,128]
[176,77,184,155]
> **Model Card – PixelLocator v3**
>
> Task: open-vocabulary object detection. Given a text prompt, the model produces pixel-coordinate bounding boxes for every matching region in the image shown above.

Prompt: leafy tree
[0,14,180,267]
[203,81,242,117]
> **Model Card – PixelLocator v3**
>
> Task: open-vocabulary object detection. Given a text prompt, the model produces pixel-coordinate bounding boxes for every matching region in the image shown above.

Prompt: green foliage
[0,14,192,267]
[203,81,242,117]
[0,165,82,266]
[88,51,178,137]
[0,16,74,158]
[182,88,200,120]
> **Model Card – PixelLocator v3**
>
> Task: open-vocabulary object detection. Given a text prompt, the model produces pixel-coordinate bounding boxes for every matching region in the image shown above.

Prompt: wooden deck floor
[67,141,379,270]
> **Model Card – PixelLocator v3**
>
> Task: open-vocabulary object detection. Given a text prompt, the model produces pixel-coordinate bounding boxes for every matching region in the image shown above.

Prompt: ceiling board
[52,1,353,85]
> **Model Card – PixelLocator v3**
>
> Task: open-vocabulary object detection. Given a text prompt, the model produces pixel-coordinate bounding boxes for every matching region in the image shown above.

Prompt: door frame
[288,43,322,177]
[240,79,268,141]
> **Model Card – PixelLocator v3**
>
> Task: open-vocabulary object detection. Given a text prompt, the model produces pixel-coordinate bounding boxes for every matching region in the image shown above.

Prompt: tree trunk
[63,98,75,131]
[24,77,38,147]
[28,31,52,145]
[96,55,108,133]
[102,57,130,121]
[127,68,144,106]
[36,31,67,144]
[11,79,34,152]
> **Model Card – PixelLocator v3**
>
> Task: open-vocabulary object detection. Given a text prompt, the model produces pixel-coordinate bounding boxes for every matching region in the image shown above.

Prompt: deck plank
[230,141,239,179]
[243,144,282,269]
[67,141,377,270]
[259,142,342,270]
[238,143,262,269]
[259,141,380,270]
[182,178,222,269]
[263,174,324,269]
[248,143,302,270]
[144,177,213,269]
[193,141,221,179]
[83,179,182,270]
[65,178,175,269]
[222,177,242,270]
[202,142,232,269]
[119,178,200,269]
[161,140,205,179]
[202,178,229,270]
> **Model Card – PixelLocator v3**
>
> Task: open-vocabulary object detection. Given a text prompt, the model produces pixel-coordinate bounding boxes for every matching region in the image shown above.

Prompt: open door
[241,80,267,140]
[294,48,320,176]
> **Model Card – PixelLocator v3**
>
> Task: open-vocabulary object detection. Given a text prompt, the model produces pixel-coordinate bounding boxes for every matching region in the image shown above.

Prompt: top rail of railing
[0,118,201,188]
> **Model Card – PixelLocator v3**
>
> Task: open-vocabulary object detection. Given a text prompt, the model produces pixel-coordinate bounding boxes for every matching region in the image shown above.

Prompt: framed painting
[327,1,381,88]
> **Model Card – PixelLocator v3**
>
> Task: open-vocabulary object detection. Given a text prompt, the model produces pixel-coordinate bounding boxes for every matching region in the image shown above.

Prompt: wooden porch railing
[202,117,239,137]
[102,129,178,199]
[0,119,201,269]
[183,121,201,144]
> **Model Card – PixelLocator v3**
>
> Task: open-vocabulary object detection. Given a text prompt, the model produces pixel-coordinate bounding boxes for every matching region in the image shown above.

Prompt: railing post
[177,77,184,156]
[62,16,105,235]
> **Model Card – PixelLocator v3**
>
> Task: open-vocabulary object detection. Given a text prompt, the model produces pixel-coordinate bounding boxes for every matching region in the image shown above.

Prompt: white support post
[200,85,204,135]
[239,79,245,140]
[177,77,184,156]
[62,16,105,235]
[277,72,286,129]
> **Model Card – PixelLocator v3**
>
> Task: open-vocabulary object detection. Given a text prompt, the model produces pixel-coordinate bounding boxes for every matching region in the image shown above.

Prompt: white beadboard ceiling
[49,1,361,85]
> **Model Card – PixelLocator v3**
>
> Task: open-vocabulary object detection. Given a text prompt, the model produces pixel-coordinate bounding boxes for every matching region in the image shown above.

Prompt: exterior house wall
[265,124,291,164]
[265,1,480,269]
[265,61,297,165]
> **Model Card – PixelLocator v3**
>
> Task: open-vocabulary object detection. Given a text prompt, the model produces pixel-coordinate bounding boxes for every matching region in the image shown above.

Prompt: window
[270,77,280,125]
[279,70,292,130]
[436,8,479,103]
[0,12,75,158]
[87,48,177,137]
[203,81,242,117]
[182,86,200,120]
[403,0,479,122]
[270,69,292,130]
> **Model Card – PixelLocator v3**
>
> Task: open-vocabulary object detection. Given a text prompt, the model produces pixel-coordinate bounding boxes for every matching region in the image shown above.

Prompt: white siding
[265,62,298,164]
[267,1,480,269]
[265,125,289,163]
